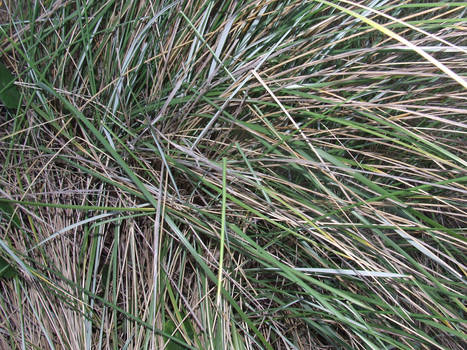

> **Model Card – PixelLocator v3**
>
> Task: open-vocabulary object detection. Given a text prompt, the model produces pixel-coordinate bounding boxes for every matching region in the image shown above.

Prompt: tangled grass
[0,1,466,349]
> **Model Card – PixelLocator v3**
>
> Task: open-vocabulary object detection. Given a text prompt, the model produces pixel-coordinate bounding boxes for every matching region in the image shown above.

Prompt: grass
[0,0,466,349]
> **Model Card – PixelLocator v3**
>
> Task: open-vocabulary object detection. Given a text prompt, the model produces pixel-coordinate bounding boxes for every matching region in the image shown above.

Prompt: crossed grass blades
[0,1,466,349]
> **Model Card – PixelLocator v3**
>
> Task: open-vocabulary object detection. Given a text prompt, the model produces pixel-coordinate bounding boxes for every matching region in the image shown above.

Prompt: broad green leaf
[0,62,21,109]
[164,319,194,350]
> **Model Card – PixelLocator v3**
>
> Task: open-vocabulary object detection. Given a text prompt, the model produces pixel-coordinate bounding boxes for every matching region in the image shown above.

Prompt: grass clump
[0,0,466,349]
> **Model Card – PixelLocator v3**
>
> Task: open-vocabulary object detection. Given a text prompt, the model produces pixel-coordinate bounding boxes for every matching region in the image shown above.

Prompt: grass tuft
[1,1,466,349]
